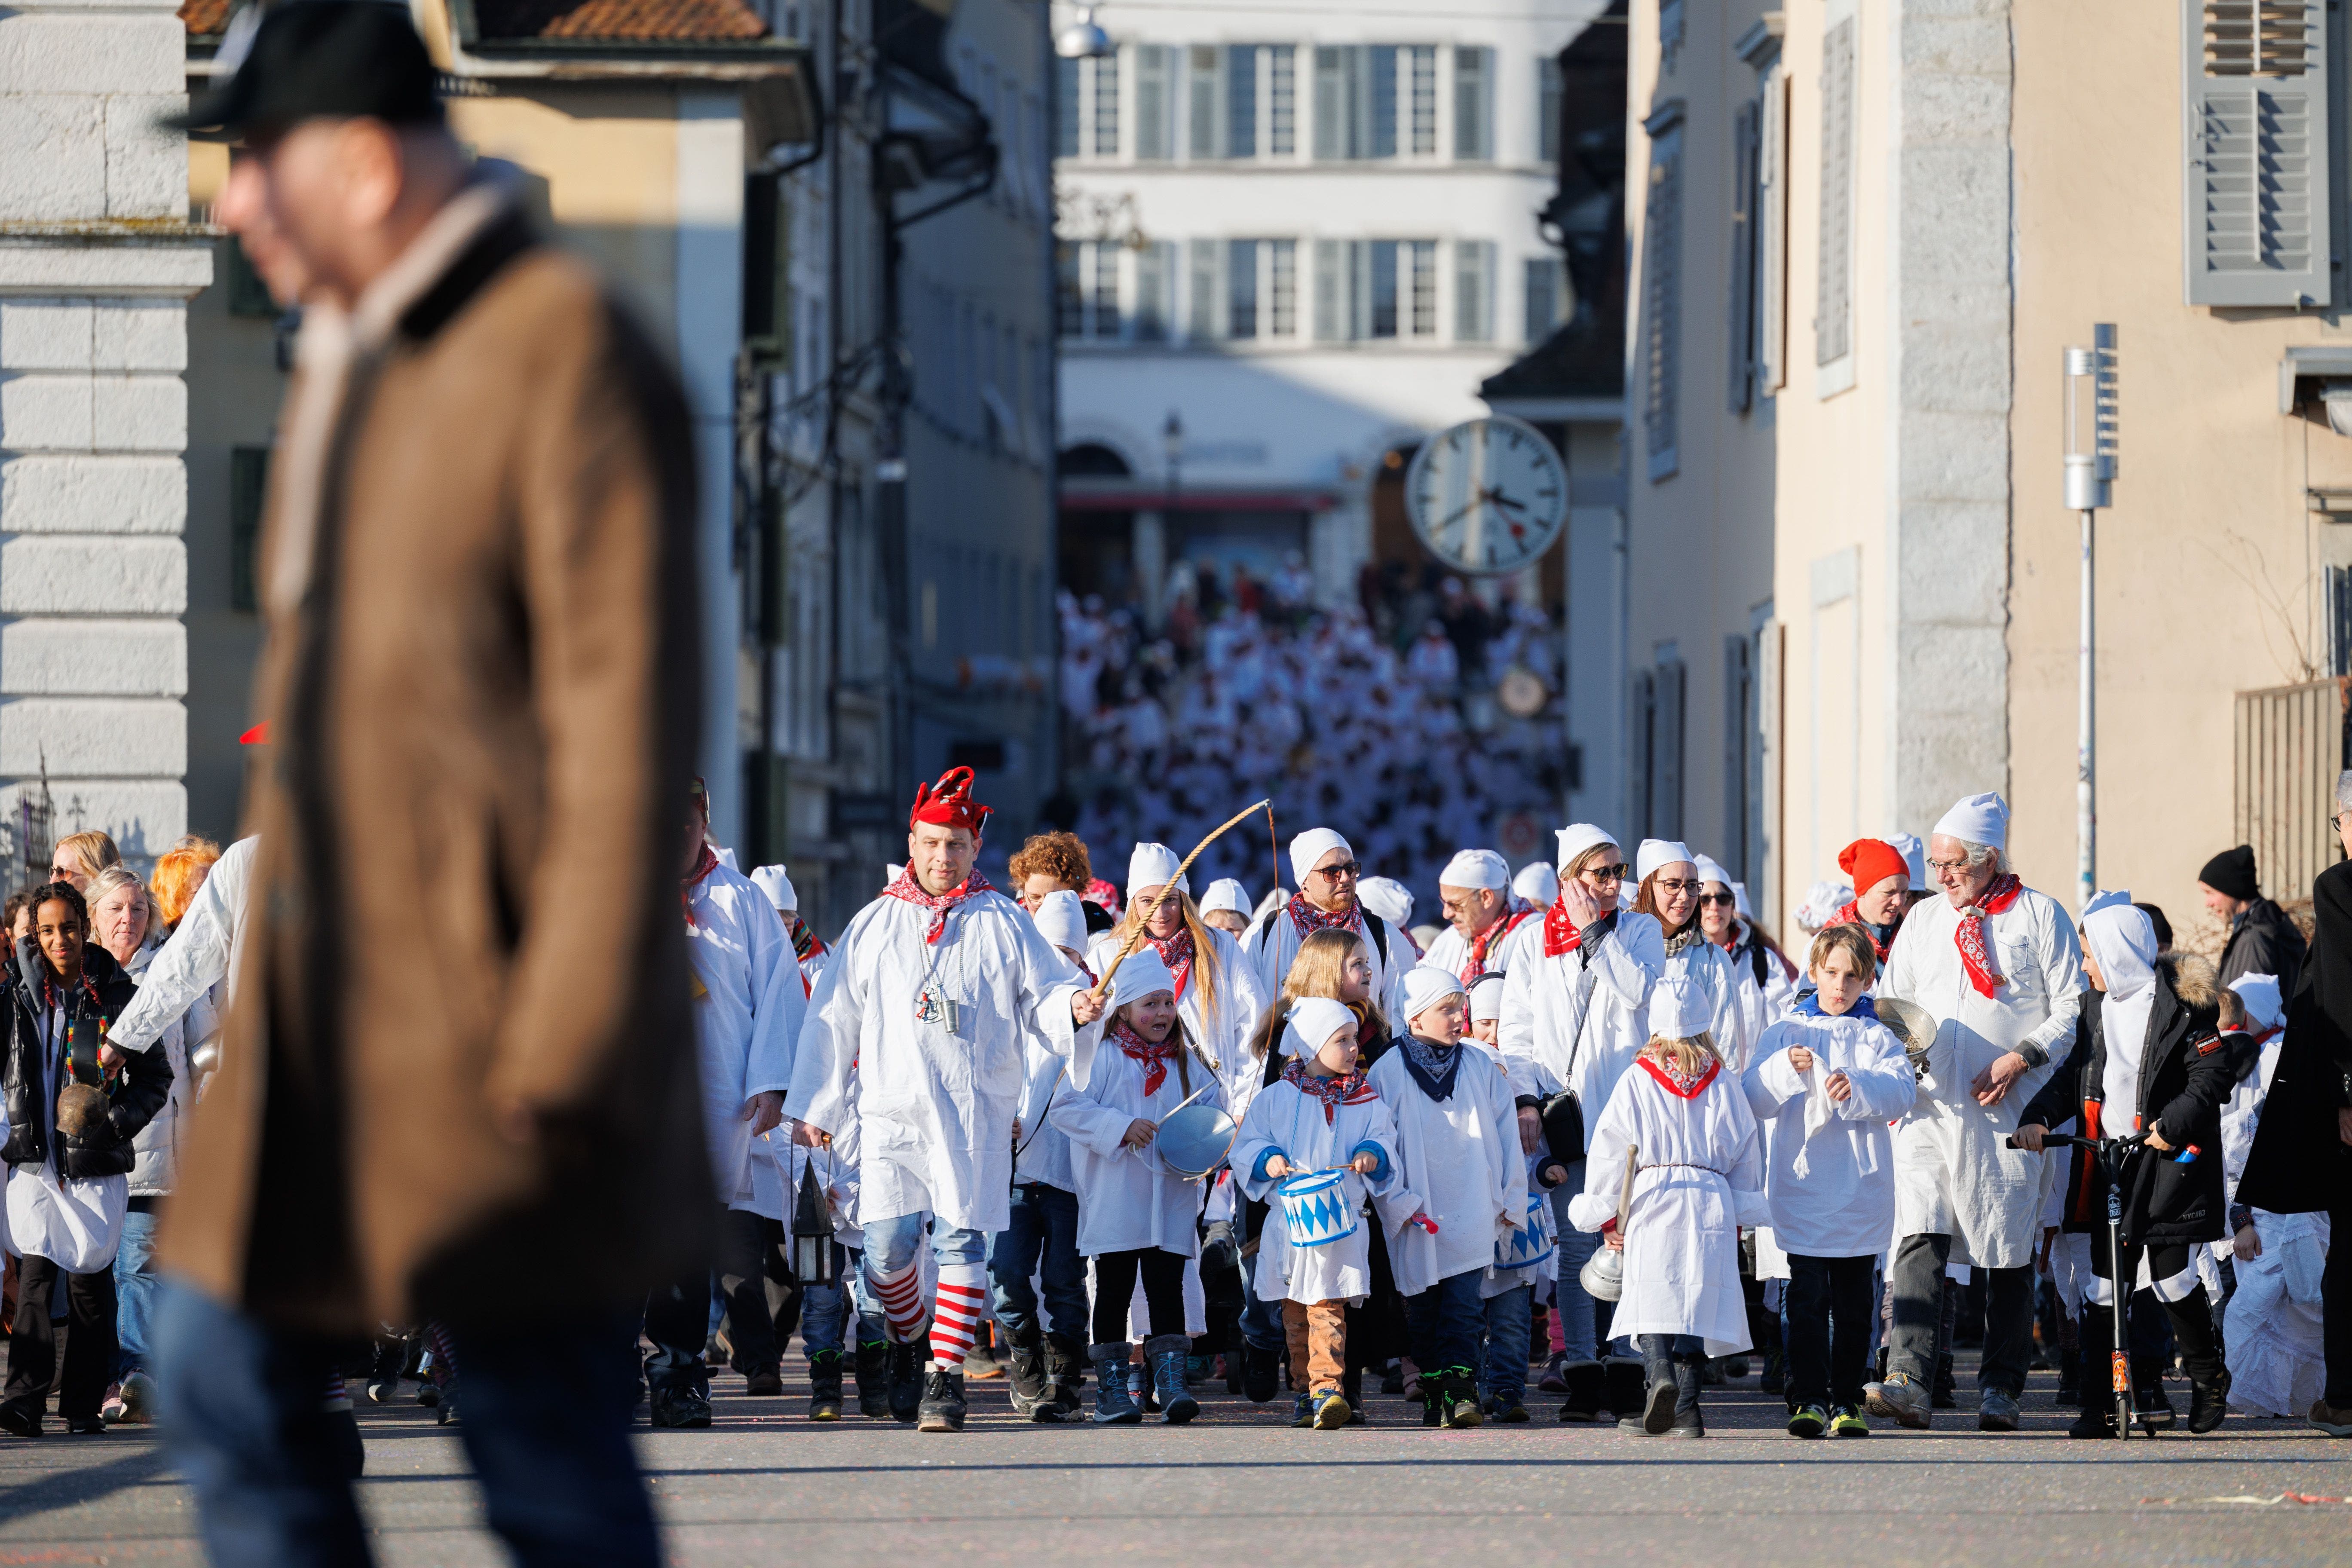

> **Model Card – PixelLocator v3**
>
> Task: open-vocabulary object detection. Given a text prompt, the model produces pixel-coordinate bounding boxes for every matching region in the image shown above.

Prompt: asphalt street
[3,1351,2348,1566]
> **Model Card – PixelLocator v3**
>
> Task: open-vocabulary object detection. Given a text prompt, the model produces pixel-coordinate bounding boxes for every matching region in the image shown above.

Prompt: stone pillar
[0,0,210,869]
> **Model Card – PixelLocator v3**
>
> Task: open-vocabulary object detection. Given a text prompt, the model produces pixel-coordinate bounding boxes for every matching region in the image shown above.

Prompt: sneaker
[1491,1392,1530,1424]
[2306,1398,2352,1438]
[1863,1373,1932,1430]
[1721,1356,1751,1380]
[1829,1405,1869,1438]
[743,1366,784,1398]
[649,1387,710,1429]
[416,1383,441,1409]
[116,1372,156,1426]
[1312,1391,1351,1430]
[1537,1353,1568,1393]
[1978,1389,2020,1433]
[916,1363,967,1433]
[1382,1362,1406,1396]
[0,1402,40,1439]
[1786,1403,1828,1440]
[65,1415,107,1436]
[99,1383,126,1424]
[1289,1392,1316,1428]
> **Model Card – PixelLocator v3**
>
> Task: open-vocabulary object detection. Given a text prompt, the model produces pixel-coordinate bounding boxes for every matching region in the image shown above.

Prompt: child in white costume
[1569,977,1768,1439]
[1368,965,1526,1430]
[1049,947,1224,1426]
[1742,924,1916,1439]
[1234,996,1412,1430]
[2216,974,2329,1418]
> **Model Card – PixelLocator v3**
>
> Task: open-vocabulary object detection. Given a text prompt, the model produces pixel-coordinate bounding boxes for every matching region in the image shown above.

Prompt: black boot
[853,1340,891,1418]
[1664,1354,1706,1439]
[1556,1359,1605,1422]
[1620,1337,1679,1436]
[2069,1306,2119,1439]
[808,1349,844,1421]
[2170,1286,2230,1434]
[1340,1364,1366,1425]
[1044,1332,1087,1419]
[1756,1311,1785,1396]
[1005,1324,1054,1421]
[2055,1313,2082,1408]
[1602,1355,1648,1419]
[887,1341,924,1424]
[2133,1354,2177,1433]
[1242,1341,1282,1404]
[916,1361,967,1433]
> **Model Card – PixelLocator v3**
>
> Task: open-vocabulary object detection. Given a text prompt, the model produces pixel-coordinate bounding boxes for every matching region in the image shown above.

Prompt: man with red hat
[785,767,1107,1432]
[1824,838,1913,971]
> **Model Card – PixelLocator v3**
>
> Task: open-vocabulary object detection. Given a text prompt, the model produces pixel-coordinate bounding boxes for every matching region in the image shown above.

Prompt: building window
[1816,15,1856,373]
[1188,238,1220,340]
[1409,240,1437,336]
[1269,45,1297,155]
[1224,45,1256,156]
[1134,242,1173,342]
[1525,255,1566,343]
[1456,239,1494,342]
[1269,240,1298,334]
[1135,44,1174,162]
[1190,45,1219,159]
[1228,239,1259,338]
[1314,46,1442,162]
[1454,46,1493,162]
[230,446,269,613]
[1641,110,1685,481]
[1408,46,1437,156]
[1539,55,1562,163]
[1092,52,1121,158]
[1058,241,1127,340]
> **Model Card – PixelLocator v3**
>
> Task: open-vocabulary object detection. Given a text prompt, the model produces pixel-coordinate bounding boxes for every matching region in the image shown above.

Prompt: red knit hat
[1838,837,1909,895]
[910,766,990,836]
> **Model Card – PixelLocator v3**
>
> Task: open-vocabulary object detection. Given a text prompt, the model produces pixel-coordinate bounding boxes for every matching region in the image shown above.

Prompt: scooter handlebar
[2004,1130,2149,1153]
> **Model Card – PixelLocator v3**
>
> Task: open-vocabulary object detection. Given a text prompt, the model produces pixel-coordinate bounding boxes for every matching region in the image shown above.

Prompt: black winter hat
[2197,844,2259,903]
[171,2,443,144]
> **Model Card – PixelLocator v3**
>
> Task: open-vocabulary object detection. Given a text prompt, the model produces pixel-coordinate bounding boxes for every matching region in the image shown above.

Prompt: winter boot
[1620,1338,1680,1436]
[1438,1368,1483,1429]
[2171,1286,2230,1434]
[1005,1324,1055,1421]
[808,1349,844,1421]
[1146,1334,1199,1424]
[916,1361,966,1433]
[886,1340,924,1424]
[2070,1306,2122,1439]
[1601,1355,1648,1420]
[1090,1343,1142,1424]
[853,1340,892,1418]
[1557,1359,1605,1423]
[1242,1340,1282,1404]
[2133,1354,2177,1433]
[1044,1332,1087,1419]
[2189,1368,2232,1434]
[1664,1353,1706,1439]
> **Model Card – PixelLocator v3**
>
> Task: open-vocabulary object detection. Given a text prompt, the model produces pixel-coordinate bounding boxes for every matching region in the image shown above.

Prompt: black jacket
[2218,896,2305,1005]
[2239,861,2352,1214]
[2023,953,2230,1247]
[0,941,171,1180]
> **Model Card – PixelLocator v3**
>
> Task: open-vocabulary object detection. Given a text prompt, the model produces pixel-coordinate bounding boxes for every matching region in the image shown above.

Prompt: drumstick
[1090,798,1274,1001]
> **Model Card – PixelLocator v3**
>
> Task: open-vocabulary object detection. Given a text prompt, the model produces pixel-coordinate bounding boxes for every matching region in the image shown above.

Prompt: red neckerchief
[1954,873,2024,998]
[1463,905,1536,983]
[1823,901,1895,963]
[882,867,996,945]
[1637,1056,1720,1099]
[1110,1017,1180,1097]
[1285,890,1363,943]
[682,842,720,926]
[1139,922,1196,1000]
[1280,1057,1372,1124]
[1543,898,1598,959]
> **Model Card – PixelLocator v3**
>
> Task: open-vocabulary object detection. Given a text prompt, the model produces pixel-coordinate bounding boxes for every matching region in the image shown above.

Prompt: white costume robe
[1419,907,1540,987]
[1877,887,2082,1269]
[1234,1076,1412,1306]
[1085,923,1269,1125]
[1661,931,1749,1069]
[1050,1038,1221,1259]
[1740,1008,1917,1258]
[689,864,806,1218]
[1241,902,1412,1032]
[1719,926,1797,1066]
[1568,1058,1767,1354]
[1367,1041,1526,1298]
[786,887,1098,1235]
[1494,910,1665,1117]
[1011,1035,1078,1193]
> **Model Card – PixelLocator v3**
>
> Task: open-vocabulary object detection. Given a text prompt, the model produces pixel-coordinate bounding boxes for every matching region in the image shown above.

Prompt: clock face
[1403,416,1569,576]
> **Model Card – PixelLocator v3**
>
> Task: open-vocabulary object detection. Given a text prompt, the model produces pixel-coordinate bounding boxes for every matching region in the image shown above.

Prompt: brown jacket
[159,182,714,1333]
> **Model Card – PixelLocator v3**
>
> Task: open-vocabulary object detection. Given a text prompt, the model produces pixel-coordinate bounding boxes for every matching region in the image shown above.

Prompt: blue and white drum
[1278,1169,1358,1248]
[1494,1185,1554,1271]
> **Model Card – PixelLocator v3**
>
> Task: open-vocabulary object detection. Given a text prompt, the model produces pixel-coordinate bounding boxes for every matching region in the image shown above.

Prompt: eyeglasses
[1580,863,1630,884]
[1312,861,1360,880]
[1654,878,1702,894]
[1926,858,1971,875]
[1697,891,1737,907]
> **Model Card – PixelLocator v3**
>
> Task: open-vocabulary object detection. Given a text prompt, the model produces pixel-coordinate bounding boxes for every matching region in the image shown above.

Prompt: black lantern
[791,1161,839,1287]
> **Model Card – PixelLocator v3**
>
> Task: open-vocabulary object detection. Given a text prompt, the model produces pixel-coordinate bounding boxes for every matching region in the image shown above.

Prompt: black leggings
[1092,1248,1187,1345]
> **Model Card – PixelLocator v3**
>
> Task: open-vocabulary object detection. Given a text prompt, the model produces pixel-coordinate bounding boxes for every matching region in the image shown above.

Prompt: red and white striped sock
[929,1264,988,1369]
[869,1259,928,1345]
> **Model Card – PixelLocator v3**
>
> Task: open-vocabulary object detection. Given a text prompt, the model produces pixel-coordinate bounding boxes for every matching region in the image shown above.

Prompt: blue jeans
[864,1212,988,1273]
[988,1183,1088,1344]
[1481,1283,1533,1402]
[159,1284,655,1568]
[1547,1165,1601,1361]
[1403,1268,1486,1374]
[802,1245,884,1356]
[113,1205,162,1378]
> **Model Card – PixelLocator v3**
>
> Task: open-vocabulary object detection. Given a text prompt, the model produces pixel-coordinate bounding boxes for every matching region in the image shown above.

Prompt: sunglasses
[1312,861,1361,880]
[1580,863,1630,883]
[1698,891,1737,907]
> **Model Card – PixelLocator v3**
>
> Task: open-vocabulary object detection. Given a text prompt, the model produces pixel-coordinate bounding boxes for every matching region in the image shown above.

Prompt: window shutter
[1314,47,1345,159]
[2183,0,2333,306]
[1454,46,1494,161]
[1641,115,1685,481]
[1653,658,1686,839]
[1314,239,1345,338]
[1815,18,1855,365]
[1134,242,1172,342]
[1540,56,1563,163]
[1190,46,1220,159]
[1457,240,1494,342]
[1136,45,1173,162]
[1056,58,1081,157]
[2330,562,2352,675]
[1757,66,1788,392]
[1227,44,1259,157]
[1728,98,1760,413]
[1629,668,1656,839]
[1722,634,1755,878]
[1188,239,1221,341]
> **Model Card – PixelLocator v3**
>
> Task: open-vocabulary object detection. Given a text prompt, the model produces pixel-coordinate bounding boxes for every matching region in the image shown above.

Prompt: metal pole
[2078,505,2095,913]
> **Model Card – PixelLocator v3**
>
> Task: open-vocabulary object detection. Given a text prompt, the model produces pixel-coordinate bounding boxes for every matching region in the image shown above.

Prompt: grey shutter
[1757,68,1788,392]
[1188,239,1220,340]
[1314,239,1345,339]
[1727,98,1760,413]
[1134,242,1172,342]
[1457,240,1494,341]
[1653,658,1686,839]
[2183,0,2333,306]
[1722,634,1754,876]
[1056,58,1081,157]
[2330,563,2352,675]
[1135,45,1173,162]
[1815,18,1854,365]
[1454,45,1493,161]
[1524,256,1560,342]
[1190,46,1220,160]
[1629,669,1657,839]
[1314,46,1345,159]
[1641,113,1685,481]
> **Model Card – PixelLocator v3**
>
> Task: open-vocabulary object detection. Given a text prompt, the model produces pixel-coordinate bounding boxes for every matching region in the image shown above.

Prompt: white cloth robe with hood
[1234,1076,1413,1306]
[689,863,806,1217]
[1740,1008,1917,1258]
[1050,1030,1222,1259]
[1567,1060,1768,1354]
[1876,886,2083,1269]
[1367,1040,1526,1298]
[786,887,1098,1235]
[1086,922,1269,1124]
[1493,909,1666,1118]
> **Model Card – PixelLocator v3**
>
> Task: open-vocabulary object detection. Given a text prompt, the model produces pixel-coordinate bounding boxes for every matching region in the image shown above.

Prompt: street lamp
[1056,4,1112,60]
[2062,327,2116,916]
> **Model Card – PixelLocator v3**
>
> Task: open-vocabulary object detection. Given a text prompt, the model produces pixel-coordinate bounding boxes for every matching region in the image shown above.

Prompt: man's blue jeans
[864,1212,988,1272]
[1547,1164,1602,1361]
[1403,1267,1486,1374]
[801,1244,886,1356]
[1481,1282,1533,1403]
[113,1205,162,1377]
[158,1284,656,1568]
[988,1182,1088,1344]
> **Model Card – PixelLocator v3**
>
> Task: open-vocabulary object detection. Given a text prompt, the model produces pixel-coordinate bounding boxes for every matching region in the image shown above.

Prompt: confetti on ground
[2141,1494,2350,1507]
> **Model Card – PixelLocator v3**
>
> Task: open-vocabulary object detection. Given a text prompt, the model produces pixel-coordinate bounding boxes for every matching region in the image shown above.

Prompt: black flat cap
[173,2,444,143]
